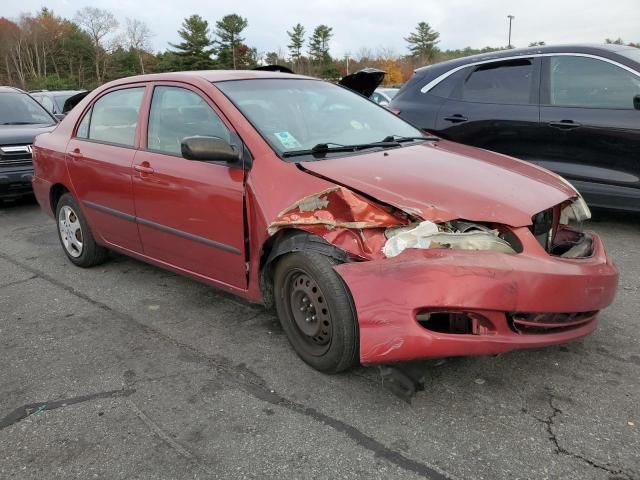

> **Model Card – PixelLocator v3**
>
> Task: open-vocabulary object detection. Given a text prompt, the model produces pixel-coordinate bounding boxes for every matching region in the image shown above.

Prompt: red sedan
[31,71,618,373]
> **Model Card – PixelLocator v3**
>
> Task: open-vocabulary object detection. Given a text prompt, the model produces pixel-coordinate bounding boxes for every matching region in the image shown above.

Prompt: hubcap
[58,205,83,258]
[287,271,333,353]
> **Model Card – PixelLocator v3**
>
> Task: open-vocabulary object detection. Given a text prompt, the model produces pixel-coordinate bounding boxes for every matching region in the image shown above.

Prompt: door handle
[443,114,468,123]
[548,120,581,130]
[134,163,154,174]
[68,148,83,159]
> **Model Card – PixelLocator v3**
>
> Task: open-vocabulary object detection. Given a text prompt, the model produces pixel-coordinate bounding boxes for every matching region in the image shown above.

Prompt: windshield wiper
[1,122,36,125]
[382,134,439,143]
[283,141,401,158]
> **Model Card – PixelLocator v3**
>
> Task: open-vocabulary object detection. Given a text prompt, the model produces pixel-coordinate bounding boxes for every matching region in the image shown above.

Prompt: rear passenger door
[434,58,542,161]
[538,55,640,209]
[66,85,146,252]
[132,83,247,288]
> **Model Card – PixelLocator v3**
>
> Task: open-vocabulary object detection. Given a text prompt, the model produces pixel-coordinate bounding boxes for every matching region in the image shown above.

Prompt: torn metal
[268,187,521,260]
[268,186,409,260]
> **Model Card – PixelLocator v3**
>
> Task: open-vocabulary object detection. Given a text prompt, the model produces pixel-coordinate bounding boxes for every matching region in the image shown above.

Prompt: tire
[55,193,109,267]
[273,251,359,373]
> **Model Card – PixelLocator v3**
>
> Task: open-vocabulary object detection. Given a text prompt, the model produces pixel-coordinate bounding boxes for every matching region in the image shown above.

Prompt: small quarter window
[76,108,91,138]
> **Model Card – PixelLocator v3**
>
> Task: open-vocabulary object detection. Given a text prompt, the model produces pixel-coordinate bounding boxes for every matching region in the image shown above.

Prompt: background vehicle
[0,86,57,200]
[391,44,640,212]
[30,89,86,118]
[371,87,399,106]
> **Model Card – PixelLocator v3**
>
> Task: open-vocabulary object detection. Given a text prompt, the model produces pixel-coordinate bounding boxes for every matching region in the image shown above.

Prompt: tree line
[1,8,637,91]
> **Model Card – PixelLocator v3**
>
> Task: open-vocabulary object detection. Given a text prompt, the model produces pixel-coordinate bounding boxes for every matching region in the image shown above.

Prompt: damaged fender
[267,186,409,260]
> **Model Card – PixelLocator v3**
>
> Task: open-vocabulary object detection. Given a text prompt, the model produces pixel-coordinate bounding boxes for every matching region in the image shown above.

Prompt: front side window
[459,59,535,105]
[0,92,55,125]
[216,79,422,158]
[549,56,640,109]
[88,87,145,147]
[147,86,231,155]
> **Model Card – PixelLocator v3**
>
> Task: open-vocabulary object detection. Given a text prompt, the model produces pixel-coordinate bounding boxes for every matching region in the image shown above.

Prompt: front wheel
[273,251,359,373]
[56,193,109,267]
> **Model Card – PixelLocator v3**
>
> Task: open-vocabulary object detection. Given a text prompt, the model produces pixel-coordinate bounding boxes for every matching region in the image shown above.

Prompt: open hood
[339,68,385,97]
[253,65,295,73]
[63,90,91,114]
[299,140,577,227]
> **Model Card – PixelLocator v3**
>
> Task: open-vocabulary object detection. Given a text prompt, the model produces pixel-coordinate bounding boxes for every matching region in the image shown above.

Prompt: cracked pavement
[1,197,638,480]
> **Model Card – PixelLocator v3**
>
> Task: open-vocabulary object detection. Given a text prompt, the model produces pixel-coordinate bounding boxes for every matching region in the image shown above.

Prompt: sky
[4,0,639,59]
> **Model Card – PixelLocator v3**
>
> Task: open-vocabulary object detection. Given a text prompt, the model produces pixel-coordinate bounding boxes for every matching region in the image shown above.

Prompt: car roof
[50,90,86,95]
[415,43,640,74]
[106,70,314,87]
[0,86,26,94]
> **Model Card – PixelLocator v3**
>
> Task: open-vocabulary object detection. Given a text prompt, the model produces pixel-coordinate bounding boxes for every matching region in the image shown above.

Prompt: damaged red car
[32,71,619,373]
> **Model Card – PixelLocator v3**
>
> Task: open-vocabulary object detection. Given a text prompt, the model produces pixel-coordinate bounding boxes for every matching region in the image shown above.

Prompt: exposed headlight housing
[560,195,591,225]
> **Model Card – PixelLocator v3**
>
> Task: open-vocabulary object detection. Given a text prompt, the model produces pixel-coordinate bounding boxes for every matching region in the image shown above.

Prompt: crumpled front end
[335,224,618,364]
[267,184,618,365]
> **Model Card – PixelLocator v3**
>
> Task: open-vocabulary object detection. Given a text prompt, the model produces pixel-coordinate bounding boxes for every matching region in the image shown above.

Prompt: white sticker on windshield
[274,131,302,149]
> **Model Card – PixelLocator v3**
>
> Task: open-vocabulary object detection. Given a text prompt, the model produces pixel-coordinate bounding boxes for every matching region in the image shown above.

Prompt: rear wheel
[274,251,358,373]
[56,193,108,267]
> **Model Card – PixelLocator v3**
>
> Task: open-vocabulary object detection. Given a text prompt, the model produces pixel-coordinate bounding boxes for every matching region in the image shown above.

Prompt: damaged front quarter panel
[267,185,520,261]
[267,186,410,260]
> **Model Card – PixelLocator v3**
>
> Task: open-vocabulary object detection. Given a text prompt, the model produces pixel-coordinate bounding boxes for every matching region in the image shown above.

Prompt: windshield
[0,92,55,125]
[215,79,422,158]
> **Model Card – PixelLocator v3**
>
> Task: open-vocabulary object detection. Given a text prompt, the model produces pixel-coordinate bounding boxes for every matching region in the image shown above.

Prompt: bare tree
[74,7,118,83]
[125,18,153,74]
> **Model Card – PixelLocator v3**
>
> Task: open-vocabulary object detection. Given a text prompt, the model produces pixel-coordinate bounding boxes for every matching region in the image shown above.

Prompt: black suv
[391,44,640,212]
[0,86,57,200]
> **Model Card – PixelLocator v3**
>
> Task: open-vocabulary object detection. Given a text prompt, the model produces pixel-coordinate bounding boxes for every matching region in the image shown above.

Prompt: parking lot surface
[1,197,638,480]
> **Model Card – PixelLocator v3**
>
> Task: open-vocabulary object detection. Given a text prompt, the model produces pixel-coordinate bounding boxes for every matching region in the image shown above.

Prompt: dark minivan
[392,44,640,212]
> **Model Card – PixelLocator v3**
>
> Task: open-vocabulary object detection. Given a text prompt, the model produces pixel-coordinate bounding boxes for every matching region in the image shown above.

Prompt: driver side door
[132,83,247,288]
[538,55,640,209]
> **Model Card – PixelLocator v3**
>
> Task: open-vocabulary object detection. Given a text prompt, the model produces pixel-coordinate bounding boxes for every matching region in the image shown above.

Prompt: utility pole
[507,15,515,48]
[344,54,350,75]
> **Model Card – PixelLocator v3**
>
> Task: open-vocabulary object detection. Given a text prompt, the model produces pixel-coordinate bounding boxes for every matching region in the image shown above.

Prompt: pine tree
[405,22,440,62]
[169,15,216,70]
[215,14,248,69]
[308,25,332,64]
[287,23,305,69]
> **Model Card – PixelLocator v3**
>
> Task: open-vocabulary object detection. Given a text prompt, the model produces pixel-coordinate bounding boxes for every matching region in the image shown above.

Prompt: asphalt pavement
[1,196,638,480]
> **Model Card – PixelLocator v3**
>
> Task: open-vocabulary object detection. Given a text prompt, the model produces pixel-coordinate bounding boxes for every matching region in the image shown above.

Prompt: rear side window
[429,68,470,98]
[459,59,535,105]
[549,56,640,109]
[147,86,230,155]
[87,88,145,147]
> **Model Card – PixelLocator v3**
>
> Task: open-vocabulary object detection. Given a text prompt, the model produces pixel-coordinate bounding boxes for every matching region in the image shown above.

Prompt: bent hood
[299,139,577,227]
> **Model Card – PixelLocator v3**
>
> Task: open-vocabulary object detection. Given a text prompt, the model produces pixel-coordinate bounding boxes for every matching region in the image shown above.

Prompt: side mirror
[54,113,66,121]
[181,136,241,164]
[634,94,640,110]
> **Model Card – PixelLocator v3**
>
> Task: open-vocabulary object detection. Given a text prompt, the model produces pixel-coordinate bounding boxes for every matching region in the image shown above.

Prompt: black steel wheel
[274,251,358,373]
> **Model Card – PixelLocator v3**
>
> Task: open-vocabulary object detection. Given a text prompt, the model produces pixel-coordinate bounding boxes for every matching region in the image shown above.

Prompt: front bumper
[334,228,618,364]
[0,166,33,198]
